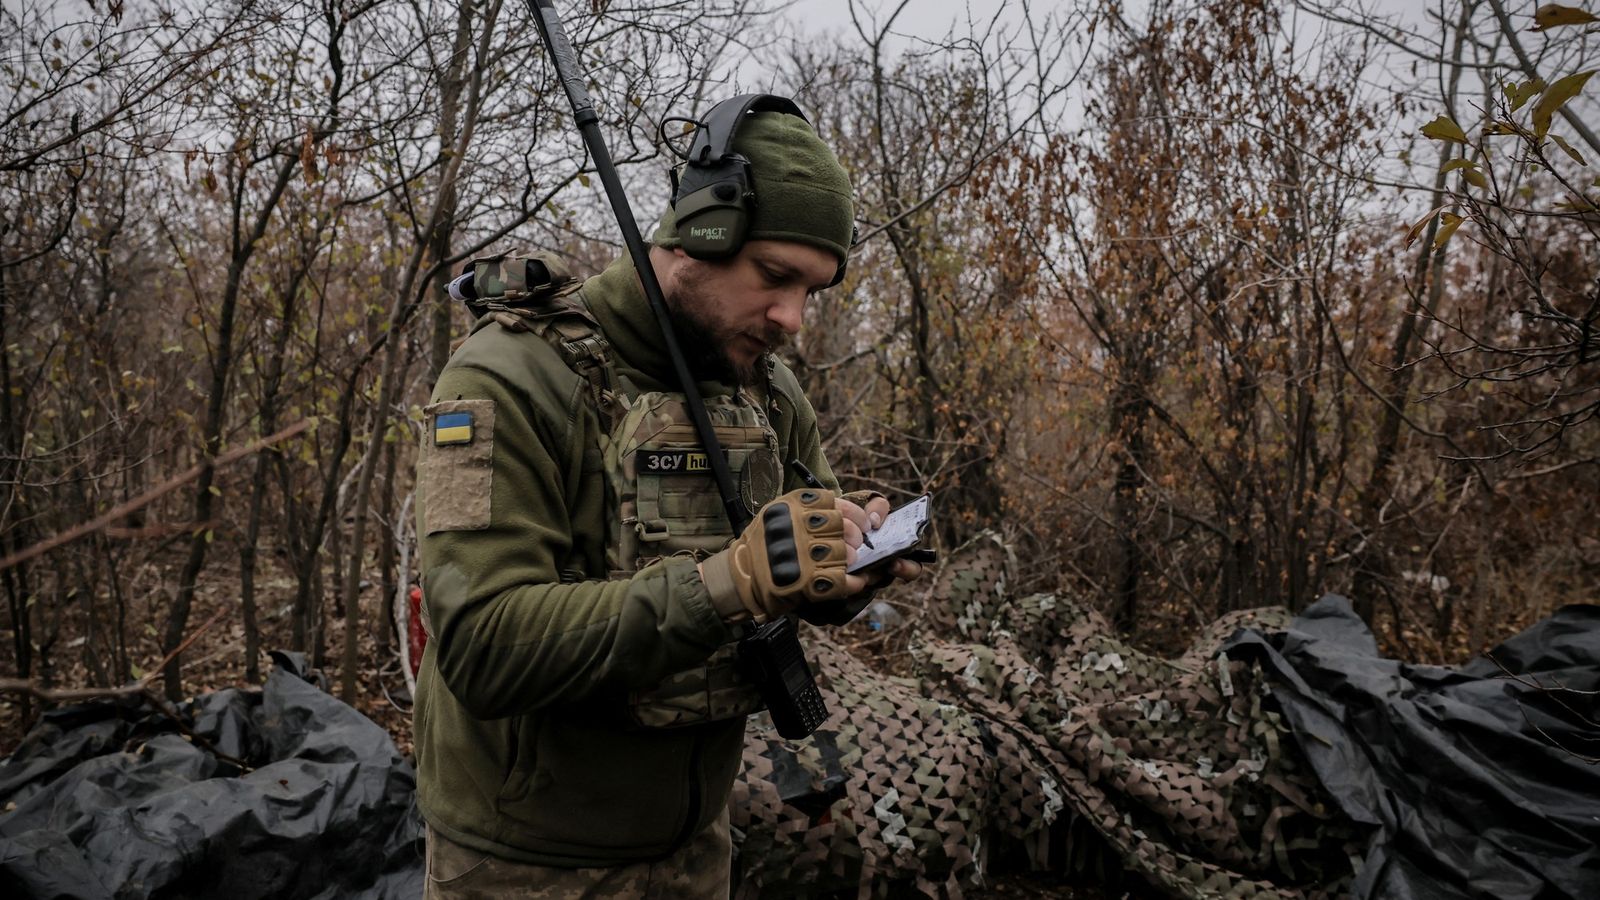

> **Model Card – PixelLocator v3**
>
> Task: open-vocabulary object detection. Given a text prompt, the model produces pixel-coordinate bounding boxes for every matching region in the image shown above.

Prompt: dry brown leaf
[1420,115,1468,143]
[1530,4,1600,31]
[300,125,318,183]
[1404,204,1448,248]
[1504,79,1545,112]
[1551,134,1588,165]
[1532,71,1594,138]
[1433,212,1464,249]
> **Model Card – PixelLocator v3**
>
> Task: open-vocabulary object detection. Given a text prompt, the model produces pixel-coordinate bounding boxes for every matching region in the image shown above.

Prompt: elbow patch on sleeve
[420,399,496,533]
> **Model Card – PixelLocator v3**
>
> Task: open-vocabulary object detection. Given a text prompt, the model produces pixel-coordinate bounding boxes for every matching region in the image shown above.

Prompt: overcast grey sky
[778,0,1430,45]
[781,0,1010,44]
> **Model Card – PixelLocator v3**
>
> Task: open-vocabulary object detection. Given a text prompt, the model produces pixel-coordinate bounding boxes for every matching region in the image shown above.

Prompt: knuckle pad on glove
[760,502,802,587]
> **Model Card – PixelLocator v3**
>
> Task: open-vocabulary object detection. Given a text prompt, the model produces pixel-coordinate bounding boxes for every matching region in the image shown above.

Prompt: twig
[1506,456,1600,480]
[1484,651,1600,767]
[1513,698,1600,765]
[1483,651,1600,699]
[0,678,146,703]
[104,520,221,540]
[0,607,248,769]
[153,606,229,676]
[0,419,312,573]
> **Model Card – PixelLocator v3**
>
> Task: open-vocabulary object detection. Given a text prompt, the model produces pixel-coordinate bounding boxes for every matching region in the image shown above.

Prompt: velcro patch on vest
[637,449,727,475]
[419,399,495,533]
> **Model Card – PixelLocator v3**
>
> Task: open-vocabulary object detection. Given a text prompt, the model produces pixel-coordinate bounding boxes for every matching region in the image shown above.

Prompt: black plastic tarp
[1226,596,1600,900]
[0,653,423,900]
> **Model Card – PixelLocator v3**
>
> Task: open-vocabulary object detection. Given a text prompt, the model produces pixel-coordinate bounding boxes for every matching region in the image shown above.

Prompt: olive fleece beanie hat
[653,111,854,264]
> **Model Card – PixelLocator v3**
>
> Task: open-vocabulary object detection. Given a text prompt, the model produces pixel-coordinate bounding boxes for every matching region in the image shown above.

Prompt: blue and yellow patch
[434,411,474,446]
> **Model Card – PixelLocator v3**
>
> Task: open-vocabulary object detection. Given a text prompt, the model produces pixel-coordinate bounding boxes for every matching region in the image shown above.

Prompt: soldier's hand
[791,493,924,626]
[700,489,874,623]
[845,492,925,585]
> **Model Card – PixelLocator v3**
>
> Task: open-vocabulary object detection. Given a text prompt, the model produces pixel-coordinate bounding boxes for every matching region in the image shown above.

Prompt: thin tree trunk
[0,167,83,721]
[0,256,34,721]
[429,0,476,380]
[292,375,360,652]
[375,402,401,662]
[374,218,406,665]
[161,0,354,699]
[1350,0,1474,624]
[161,153,299,702]
[239,257,306,683]
[310,551,327,670]
[1279,140,1319,613]
[1111,373,1149,632]
[238,456,268,683]
[339,352,394,702]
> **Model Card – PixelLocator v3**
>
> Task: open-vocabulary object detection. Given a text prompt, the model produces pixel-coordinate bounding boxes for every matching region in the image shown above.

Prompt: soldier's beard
[665,267,787,387]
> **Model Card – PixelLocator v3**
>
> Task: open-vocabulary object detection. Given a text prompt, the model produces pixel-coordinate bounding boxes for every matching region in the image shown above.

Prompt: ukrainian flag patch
[434,411,474,446]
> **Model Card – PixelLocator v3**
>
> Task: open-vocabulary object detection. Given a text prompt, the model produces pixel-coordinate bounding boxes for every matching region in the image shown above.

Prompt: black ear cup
[672,160,752,260]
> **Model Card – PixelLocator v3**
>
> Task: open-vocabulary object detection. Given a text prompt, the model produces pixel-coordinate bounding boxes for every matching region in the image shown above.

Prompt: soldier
[413,96,922,898]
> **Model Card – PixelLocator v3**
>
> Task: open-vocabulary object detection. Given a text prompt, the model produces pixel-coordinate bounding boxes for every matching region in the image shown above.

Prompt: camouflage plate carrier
[462,250,780,729]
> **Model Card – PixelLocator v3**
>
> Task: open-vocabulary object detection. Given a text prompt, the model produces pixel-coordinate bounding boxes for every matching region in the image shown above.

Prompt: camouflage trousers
[423,811,732,899]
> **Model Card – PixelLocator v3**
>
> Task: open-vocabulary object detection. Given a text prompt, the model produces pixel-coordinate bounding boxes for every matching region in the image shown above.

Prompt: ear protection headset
[668,93,854,288]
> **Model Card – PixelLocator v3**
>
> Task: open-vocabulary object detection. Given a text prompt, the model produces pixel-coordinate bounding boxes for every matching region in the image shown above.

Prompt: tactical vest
[463,251,776,728]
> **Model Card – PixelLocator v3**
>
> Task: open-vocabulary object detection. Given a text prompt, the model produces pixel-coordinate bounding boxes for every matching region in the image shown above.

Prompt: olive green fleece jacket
[413,256,840,866]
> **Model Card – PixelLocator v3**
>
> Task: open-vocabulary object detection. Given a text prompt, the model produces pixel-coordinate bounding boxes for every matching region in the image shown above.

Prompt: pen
[788,459,874,548]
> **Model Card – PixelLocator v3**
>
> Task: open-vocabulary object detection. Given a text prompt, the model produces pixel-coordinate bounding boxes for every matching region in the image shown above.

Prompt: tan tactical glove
[701,489,851,623]
[795,489,888,626]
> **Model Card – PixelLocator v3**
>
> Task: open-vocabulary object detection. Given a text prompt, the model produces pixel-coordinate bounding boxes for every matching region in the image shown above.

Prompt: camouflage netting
[732,533,1363,898]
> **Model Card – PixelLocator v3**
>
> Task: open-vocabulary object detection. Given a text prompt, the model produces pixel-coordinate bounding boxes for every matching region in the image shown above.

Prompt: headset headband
[667,93,850,285]
[675,94,808,201]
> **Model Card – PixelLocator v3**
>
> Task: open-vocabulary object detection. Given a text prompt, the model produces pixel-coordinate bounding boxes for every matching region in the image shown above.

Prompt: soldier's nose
[768,292,805,335]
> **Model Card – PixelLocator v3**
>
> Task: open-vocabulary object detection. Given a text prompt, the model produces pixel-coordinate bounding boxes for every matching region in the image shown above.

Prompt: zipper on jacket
[670,735,703,850]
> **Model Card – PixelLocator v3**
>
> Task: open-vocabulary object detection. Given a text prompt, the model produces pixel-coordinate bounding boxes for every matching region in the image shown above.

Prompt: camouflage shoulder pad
[458,251,620,432]
[461,249,583,320]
